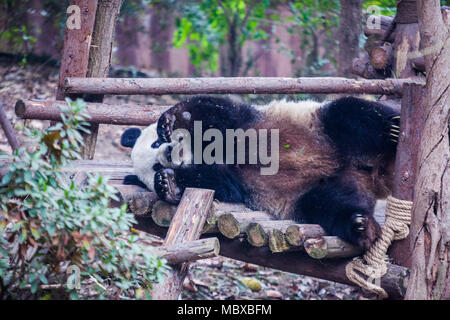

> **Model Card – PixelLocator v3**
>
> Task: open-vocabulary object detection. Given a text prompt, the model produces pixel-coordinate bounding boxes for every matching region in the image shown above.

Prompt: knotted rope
[345,196,413,299]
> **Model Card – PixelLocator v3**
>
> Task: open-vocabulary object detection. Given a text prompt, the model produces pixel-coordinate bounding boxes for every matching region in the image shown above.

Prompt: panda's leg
[154,165,248,204]
[320,97,400,157]
[294,178,380,250]
[123,175,149,189]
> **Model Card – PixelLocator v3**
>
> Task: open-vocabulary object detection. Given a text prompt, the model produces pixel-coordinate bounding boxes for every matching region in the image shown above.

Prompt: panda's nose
[151,140,161,149]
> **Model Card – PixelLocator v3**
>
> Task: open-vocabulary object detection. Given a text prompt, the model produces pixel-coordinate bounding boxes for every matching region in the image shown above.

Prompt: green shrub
[0,98,169,300]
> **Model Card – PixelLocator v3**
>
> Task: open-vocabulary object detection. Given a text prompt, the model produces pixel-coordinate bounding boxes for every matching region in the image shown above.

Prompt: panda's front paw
[351,213,381,250]
[158,113,176,143]
[154,168,182,204]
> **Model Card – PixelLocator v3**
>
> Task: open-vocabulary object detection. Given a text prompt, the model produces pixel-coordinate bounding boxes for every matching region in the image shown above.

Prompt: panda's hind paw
[351,213,381,251]
[154,168,182,204]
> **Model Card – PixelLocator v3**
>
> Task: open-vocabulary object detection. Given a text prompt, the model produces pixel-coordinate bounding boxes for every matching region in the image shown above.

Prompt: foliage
[286,0,340,76]
[170,0,342,76]
[172,0,274,76]
[0,99,168,300]
[0,0,69,62]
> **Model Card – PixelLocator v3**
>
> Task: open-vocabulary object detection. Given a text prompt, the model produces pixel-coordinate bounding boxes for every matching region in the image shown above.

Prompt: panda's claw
[351,213,381,250]
[154,168,182,204]
[158,113,176,143]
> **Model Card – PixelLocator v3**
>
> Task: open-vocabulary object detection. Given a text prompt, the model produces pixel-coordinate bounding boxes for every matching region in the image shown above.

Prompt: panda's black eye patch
[151,140,161,149]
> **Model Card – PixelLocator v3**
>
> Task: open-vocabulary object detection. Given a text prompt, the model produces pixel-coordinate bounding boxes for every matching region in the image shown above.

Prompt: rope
[345,196,413,299]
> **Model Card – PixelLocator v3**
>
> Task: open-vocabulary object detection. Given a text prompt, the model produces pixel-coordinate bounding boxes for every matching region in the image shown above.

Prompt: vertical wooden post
[56,0,98,101]
[151,188,215,300]
[80,0,123,159]
[388,83,426,267]
[405,0,450,300]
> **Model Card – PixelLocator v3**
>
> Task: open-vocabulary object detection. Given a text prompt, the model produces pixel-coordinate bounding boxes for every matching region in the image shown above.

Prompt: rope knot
[345,196,412,299]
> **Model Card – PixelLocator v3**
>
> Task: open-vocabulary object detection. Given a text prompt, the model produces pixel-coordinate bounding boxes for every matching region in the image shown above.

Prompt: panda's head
[121,124,162,191]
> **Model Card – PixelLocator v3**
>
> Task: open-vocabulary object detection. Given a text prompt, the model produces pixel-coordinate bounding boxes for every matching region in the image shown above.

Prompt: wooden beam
[151,188,215,300]
[130,209,409,299]
[152,238,220,265]
[388,84,426,267]
[80,0,123,159]
[15,99,169,126]
[56,0,98,101]
[217,236,408,299]
[65,77,425,96]
[303,236,362,259]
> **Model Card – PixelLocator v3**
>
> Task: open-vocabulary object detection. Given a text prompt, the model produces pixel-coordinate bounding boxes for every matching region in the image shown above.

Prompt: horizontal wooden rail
[15,99,169,126]
[65,77,424,95]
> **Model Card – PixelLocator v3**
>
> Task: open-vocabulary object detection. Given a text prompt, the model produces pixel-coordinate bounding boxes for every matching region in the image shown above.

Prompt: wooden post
[388,83,426,267]
[80,0,123,159]
[56,0,98,101]
[151,188,215,300]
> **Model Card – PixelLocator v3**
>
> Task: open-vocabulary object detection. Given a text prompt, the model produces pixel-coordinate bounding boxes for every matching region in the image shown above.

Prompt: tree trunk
[338,0,363,77]
[405,0,449,300]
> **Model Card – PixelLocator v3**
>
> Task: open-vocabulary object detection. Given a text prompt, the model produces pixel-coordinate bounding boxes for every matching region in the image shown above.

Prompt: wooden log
[304,237,362,259]
[130,207,409,299]
[15,99,169,126]
[370,43,393,70]
[217,211,273,239]
[218,236,408,299]
[151,188,214,300]
[151,238,220,265]
[285,224,326,246]
[151,200,178,226]
[352,56,387,79]
[364,15,394,38]
[246,220,293,248]
[268,229,290,253]
[65,77,424,96]
[126,192,157,216]
[0,105,19,151]
[391,23,421,78]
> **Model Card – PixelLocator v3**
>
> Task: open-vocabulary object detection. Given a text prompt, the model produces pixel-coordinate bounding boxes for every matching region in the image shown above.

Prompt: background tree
[338,0,363,77]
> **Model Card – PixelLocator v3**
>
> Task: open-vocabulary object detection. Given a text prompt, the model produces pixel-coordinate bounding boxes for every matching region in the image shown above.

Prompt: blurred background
[0,0,406,78]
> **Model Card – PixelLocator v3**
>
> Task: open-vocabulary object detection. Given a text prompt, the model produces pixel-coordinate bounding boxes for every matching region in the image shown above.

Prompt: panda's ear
[121,128,142,148]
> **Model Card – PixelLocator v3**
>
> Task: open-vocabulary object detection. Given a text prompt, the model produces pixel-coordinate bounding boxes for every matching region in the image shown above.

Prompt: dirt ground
[0,62,387,300]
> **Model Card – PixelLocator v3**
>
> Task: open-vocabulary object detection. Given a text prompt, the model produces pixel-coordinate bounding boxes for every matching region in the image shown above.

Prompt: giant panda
[121,95,399,250]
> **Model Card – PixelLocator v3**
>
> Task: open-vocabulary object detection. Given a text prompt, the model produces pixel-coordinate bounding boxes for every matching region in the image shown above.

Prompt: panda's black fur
[121,96,399,249]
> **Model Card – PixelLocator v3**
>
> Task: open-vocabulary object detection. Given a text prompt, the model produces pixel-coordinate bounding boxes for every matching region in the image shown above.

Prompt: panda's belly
[238,118,340,219]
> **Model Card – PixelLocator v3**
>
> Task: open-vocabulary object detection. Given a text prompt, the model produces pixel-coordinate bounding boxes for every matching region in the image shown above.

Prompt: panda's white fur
[131,123,159,191]
[256,99,323,128]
